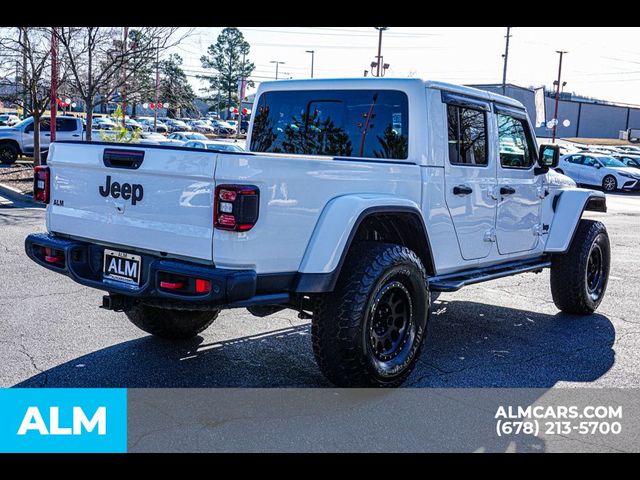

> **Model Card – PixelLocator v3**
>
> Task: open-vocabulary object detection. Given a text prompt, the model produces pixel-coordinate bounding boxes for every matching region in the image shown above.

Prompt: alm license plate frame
[103,249,142,286]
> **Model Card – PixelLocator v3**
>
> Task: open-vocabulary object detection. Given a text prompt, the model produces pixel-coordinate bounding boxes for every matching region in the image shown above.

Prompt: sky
[168,27,640,106]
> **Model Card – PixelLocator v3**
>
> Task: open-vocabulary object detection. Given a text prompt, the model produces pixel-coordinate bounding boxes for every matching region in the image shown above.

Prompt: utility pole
[551,50,568,143]
[306,50,315,78]
[374,27,388,77]
[50,27,57,144]
[154,36,160,132]
[501,26,512,96]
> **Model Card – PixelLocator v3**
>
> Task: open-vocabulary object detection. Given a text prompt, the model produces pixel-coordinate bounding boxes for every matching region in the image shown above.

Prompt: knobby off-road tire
[550,219,610,314]
[125,305,219,340]
[312,242,430,387]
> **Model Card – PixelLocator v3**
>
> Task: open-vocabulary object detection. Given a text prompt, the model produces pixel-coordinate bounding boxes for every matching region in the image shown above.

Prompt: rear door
[55,117,83,141]
[443,93,496,260]
[581,155,601,186]
[562,154,583,181]
[494,106,543,255]
[47,143,217,261]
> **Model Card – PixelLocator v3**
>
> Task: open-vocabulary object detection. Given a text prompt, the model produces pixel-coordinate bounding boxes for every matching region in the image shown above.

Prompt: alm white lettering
[16,406,107,435]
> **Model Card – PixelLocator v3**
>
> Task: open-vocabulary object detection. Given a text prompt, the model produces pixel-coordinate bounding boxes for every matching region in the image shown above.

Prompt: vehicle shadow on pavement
[14,300,615,390]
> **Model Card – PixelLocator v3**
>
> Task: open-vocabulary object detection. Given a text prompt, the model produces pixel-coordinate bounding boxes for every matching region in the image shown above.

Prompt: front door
[494,109,543,255]
[443,96,497,260]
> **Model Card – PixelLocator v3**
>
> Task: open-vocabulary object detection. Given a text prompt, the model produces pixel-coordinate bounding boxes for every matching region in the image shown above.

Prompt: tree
[54,27,185,141]
[0,27,68,165]
[125,30,156,118]
[200,27,255,113]
[159,54,195,118]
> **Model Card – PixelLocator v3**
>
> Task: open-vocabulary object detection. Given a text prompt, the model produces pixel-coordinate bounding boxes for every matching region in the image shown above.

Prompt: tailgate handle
[103,148,145,170]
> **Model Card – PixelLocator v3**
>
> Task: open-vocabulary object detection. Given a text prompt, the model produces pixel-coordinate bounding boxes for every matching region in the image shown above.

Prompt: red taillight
[33,166,50,204]
[195,279,211,293]
[214,185,259,232]
[160,281,184,290]
[42,247,65,266]
[218,189,237,201]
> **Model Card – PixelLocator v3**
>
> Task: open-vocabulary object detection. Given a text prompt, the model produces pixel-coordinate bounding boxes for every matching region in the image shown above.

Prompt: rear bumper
[25,233,289,308]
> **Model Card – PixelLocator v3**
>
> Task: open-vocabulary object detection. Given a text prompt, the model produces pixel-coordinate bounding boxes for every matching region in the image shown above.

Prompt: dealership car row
[554,142,640,192]
[87,112,246,136]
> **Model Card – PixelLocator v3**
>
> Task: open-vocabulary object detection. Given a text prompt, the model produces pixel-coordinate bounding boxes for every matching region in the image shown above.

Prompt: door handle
[44,133,50,137]
[72,134,80,137]
[500,186,516,195]
[453,185,473,196]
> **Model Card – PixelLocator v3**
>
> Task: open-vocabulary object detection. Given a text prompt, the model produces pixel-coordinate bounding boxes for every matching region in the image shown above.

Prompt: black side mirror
[535,144,560,174]
[595,163,602,169]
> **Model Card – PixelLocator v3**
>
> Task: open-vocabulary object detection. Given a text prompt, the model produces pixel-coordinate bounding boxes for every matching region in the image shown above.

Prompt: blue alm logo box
[0,389,127,453]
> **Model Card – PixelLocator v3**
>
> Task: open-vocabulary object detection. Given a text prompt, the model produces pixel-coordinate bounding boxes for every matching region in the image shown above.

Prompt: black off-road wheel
[312,242,430,387]
[0,143,18,164]
[550,219,610,314]
[125,305,219,340]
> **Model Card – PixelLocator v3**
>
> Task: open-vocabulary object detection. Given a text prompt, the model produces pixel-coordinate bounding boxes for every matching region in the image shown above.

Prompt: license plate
[103,249,142,286]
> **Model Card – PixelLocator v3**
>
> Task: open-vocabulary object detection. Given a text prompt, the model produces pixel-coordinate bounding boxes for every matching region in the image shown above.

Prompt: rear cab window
[250,89,409,160]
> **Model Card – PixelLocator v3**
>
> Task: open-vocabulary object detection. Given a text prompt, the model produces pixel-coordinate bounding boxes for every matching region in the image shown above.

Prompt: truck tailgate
[47,142,217,262]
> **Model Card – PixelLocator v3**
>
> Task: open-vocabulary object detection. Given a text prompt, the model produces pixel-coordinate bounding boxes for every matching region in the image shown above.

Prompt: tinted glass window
[568,155,582,164]
[57,118,78,132]
[250,89,409,159]
[497,114,535,169]
[447,104,487,166]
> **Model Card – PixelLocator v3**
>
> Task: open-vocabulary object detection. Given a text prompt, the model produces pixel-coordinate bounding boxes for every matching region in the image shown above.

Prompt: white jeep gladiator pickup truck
[25,78,610,387]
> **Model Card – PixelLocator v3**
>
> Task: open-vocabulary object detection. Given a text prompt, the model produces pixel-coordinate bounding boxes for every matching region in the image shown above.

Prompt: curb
[0,182,41,207]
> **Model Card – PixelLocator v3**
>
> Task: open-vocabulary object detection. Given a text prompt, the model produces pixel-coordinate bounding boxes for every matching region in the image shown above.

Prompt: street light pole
[154,37,160,132]
[374,27,388,77]
[270,60,285,80]
[551,50,568,144]
[121,26,128,127]
[50,27,57,145]
[237,52,246,141]
[305,50,314,78]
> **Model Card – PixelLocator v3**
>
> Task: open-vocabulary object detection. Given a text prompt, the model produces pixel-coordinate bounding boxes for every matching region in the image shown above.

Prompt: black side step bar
[429,258,552,292]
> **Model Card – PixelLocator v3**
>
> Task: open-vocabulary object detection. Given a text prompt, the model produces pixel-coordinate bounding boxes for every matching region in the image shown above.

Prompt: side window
[583,156,597,167]
[447,104,487,166]
[497,114,535,169]
[57,118,78,132]
[40,118,51,132]
[568,155,582,164]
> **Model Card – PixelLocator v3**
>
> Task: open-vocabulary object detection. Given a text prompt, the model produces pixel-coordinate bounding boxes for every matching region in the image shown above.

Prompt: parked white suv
[26,78,610,387]
[556,153,640,192]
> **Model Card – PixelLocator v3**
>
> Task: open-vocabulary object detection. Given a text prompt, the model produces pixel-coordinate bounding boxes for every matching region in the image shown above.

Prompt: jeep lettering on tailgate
[99,176,144,205]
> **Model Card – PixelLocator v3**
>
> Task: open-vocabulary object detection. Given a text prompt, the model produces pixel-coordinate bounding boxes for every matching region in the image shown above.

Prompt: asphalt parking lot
[1,192,639,389]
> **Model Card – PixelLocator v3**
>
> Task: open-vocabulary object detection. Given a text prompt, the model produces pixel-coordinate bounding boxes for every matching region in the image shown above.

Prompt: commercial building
[471,83,640,139]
